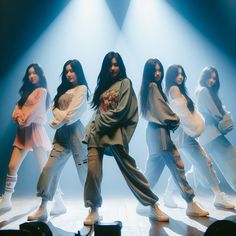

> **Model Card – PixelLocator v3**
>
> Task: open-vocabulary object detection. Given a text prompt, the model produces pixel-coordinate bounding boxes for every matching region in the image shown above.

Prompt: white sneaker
[163,193,178,208]
[27,207,48,221]
[84,208,102,226]
[136,203,149,216]
[50,195,67,216]
[0,194,12,212]
[186,201,209,217]
[149,203,169,222]
[214,192,235,209]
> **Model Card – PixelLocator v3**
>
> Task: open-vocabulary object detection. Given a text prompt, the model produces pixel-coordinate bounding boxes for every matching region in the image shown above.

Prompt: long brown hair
[140,58,166,116]
[54,59,89,108]
[165,64,195,113]
[91,51,127,110]
[18,63,50,109]
[199,66,225,115]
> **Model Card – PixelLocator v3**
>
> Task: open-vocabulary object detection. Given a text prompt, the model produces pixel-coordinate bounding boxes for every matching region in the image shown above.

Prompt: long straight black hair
[199,66,225,115]
[54,59,89,108]
[165,64,195,113]
[91,51,127,110]
[18,63,50,109]
[140,58,166,116]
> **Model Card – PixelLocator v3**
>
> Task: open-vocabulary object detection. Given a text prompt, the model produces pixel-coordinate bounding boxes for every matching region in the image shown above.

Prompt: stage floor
[1,194,236,235]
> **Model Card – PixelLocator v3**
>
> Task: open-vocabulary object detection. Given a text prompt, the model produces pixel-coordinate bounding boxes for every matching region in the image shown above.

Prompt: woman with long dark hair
[0,64,52,211]
[27,59,89,221]
[163,64,234,209]
[138,59,209,217]
[82,52,169,225]
[196,66,236,194]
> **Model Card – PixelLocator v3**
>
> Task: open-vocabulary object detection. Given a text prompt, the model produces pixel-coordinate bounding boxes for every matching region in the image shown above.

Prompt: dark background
[1,0,236,80]
[0,0,71,79]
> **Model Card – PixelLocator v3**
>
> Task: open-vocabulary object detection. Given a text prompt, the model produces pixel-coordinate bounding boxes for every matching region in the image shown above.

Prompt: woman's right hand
[17,116,25,128]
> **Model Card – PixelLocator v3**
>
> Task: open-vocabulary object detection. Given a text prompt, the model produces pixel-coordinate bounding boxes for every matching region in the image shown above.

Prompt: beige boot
[28,199,48,221]
[149,203,169,222]
[186,201,209,217]
[27,207,48,221]
[84,208,102,226]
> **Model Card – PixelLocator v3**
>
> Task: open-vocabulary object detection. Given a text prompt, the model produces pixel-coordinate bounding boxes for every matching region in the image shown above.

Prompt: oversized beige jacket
[83,78,138,152]
[145,83,180,151]
[146,83,179,130]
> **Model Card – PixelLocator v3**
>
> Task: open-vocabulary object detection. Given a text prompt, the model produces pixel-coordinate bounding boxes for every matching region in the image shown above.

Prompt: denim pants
[145,125,194,203]
[203,135,236,192]
[144,150,194,203]
[37,120,87,200]
[166,132,219,192]
[84,145,159,208]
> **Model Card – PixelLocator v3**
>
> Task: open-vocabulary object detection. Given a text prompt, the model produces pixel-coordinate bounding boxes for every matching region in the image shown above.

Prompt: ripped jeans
[144,150,194,203]
[37,120,87,200]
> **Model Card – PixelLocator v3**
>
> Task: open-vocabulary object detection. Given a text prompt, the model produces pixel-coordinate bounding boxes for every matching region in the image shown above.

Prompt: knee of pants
[177,159,185,169]
[172,149,185,169]
[87,148,101,159]
[77,160,88,169]
[207,158,212,166]
[87,158,101,174]
[41,159,56,174]
[73,152,88,164]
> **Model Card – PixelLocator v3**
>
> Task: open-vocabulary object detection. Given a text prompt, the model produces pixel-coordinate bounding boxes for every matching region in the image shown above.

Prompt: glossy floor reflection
[0,194,236,235]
